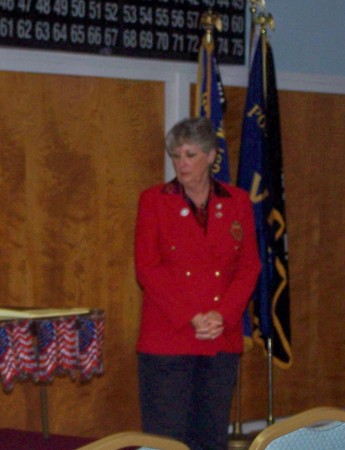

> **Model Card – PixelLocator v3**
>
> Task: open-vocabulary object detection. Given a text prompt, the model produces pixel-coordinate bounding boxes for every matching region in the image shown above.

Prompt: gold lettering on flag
[247,103,266,129]
[268,208,286,240]
[250,172,269,203]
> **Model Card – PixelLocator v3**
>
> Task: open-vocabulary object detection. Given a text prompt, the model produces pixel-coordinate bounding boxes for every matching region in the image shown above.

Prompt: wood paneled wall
[0,71,344,438]
[0,71,164,436]
[223,87,345,421]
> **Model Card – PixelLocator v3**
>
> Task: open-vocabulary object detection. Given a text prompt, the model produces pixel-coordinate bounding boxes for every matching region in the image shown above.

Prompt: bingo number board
[0,0,246,64]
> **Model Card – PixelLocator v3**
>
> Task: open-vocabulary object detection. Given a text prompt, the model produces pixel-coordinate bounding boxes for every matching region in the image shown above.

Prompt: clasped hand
[191,311,224,340]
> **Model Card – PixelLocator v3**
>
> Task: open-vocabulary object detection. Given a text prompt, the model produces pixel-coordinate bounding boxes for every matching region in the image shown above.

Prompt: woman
[135,117,261,450]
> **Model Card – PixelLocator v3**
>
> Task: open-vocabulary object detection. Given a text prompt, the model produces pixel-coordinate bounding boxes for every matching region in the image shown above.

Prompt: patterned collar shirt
[162,177,230,233]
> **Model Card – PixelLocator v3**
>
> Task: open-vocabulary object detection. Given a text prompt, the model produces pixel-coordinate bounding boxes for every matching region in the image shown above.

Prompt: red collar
[162,178,231,198]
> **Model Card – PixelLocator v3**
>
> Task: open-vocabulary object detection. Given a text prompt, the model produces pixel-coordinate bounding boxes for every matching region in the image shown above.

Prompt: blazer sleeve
[217,190,261,330]
[135,189,197,330]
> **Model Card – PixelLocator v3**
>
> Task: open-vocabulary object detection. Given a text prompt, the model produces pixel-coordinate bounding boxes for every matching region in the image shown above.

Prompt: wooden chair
[248,406,345,450]
[77,430,190,450]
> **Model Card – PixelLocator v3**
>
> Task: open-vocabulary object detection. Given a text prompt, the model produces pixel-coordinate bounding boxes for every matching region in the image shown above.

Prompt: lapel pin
[180,208,190,217]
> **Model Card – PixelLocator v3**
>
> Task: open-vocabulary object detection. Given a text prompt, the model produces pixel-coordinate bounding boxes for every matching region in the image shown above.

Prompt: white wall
[267,0,345,78]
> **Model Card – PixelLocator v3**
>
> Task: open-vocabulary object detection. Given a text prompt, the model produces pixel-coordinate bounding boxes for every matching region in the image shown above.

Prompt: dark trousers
[138,352,239,450]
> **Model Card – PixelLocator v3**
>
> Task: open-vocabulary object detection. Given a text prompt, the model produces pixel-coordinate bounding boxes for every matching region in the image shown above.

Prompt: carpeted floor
[0,429,95,450]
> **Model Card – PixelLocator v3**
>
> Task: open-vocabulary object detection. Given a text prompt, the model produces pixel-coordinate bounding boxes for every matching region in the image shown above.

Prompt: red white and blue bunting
[0,310,104,392]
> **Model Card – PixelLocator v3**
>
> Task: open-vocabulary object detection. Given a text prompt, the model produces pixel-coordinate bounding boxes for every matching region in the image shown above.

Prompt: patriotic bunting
[0,310,105,391]
[37,320,59,382]
[78,316,104,379]
[11,320,36,376]
[0,326,18,391]
[56,316,78,373]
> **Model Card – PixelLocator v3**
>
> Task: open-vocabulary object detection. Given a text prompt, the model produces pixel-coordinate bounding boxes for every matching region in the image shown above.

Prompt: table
[0,308,105,438]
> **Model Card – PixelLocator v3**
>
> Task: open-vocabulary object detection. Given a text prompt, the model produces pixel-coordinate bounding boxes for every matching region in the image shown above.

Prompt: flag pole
[254,2,276,427]
[228,5,258,445]
[195,10,222,118]
[267,336,274,425]
[249,0,261,63]
[239,0,291,437]
[260,23,274,428]
[229,3,273,447]
[260,15,277,428]
[196,10,252,449]
[259,22,274,425]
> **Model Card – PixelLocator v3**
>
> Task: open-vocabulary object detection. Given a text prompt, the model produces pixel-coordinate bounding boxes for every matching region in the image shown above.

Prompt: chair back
[77,430,190,450]
[248,406,345,450]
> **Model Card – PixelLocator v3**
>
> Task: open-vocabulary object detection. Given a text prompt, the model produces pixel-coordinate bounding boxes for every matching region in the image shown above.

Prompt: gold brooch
[230,221,244,241]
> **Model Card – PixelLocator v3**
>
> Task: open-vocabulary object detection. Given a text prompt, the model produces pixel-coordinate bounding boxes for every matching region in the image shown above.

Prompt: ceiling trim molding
[1,48,344,94]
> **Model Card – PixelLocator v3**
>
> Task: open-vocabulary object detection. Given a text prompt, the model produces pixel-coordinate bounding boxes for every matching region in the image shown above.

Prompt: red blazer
[135,180,261,355]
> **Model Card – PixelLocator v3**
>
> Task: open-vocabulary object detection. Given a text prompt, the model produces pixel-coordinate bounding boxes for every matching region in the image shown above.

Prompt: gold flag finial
[250,0,275,33]
[249,0,275,103]
[250,0,266,16]
[200,10,222,46]
[256,12,275,33]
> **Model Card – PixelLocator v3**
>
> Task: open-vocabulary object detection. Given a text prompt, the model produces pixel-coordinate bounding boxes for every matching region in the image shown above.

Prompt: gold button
[213,295,220,302]
[186,271,191,277]
[171,245,176,251]
[215,271,221,277]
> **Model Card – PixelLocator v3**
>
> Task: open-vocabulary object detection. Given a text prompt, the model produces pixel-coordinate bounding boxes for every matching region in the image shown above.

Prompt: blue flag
[237,35,292,368]
[195,36,230,183]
